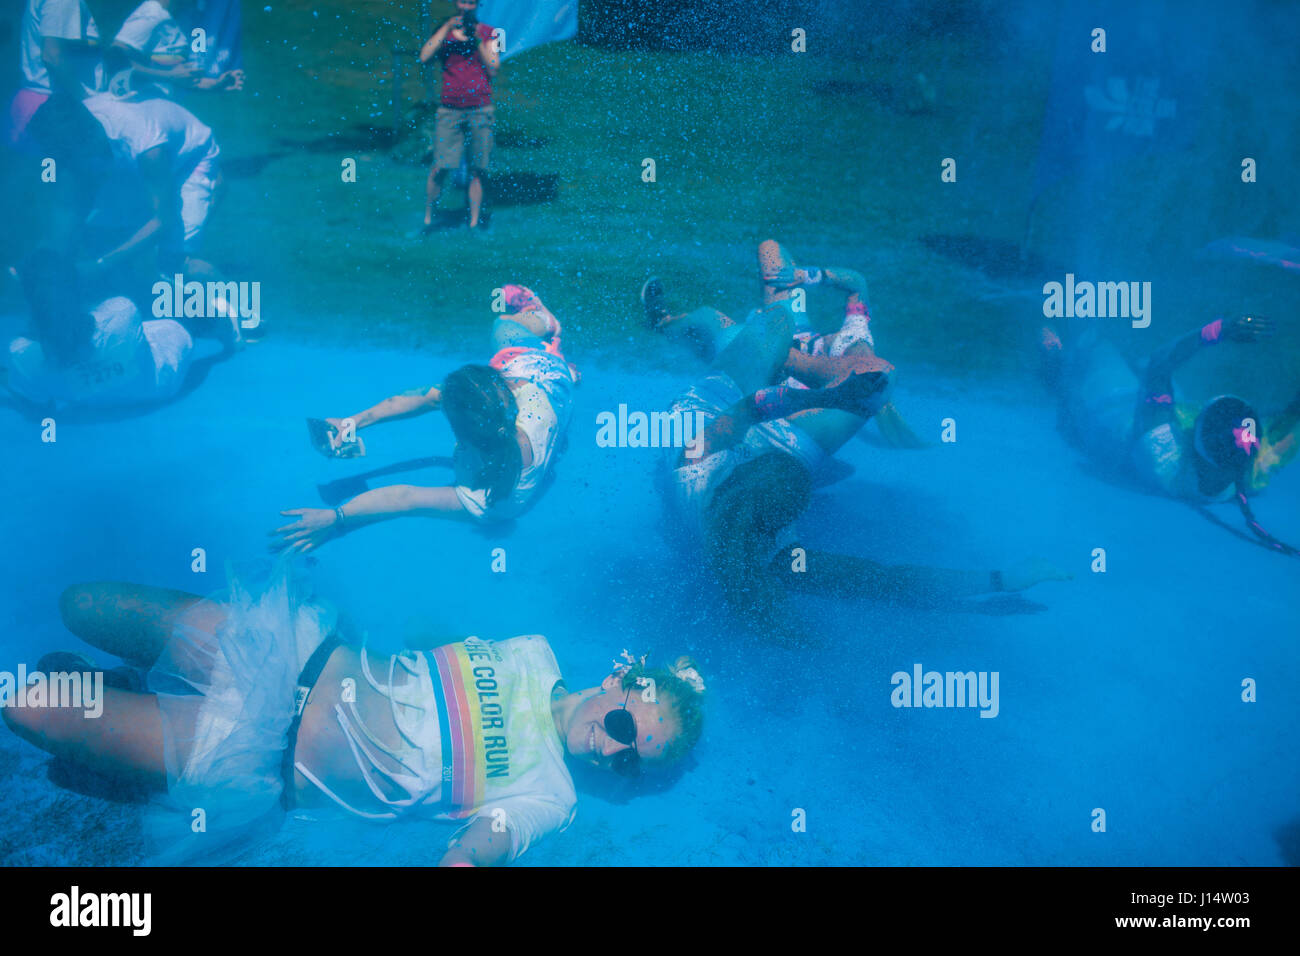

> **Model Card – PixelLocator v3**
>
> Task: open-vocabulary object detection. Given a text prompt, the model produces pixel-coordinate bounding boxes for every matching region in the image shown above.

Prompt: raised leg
[424,166,446,226]
[713,299,798,395]
[59,582,213,668]
[468,175,484,229]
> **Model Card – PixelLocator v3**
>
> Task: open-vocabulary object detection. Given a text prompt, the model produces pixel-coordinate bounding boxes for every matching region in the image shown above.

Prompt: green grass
[4,0,1298,398]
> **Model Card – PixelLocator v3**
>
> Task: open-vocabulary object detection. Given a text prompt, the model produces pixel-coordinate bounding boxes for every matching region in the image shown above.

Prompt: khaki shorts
[432,104,494,174]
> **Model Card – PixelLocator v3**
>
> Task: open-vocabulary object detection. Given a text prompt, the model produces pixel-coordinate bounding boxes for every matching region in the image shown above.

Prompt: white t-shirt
[6,297,192,408]
[110,0,190,98]
[454,350,575,520]
[82,93,219,172]
[115,1,188,58]
[323,635,577,863]
[20,0,104,95]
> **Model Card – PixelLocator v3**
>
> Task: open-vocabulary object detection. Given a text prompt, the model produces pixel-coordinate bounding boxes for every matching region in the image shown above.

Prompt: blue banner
[478,0,577,60]
[183,0,244,76]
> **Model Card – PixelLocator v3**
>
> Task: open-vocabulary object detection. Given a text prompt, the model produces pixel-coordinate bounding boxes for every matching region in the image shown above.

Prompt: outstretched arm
[275,484,469,552]
[346,386,442,430]
[1137,316,1272,434]
[312,387,440,456]
[110,40,199,80]
[440,816,512,867]
[89,148,173,270]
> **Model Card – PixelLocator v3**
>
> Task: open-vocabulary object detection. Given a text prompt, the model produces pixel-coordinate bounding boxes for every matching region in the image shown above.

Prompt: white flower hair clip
[612,648,646,677]
[672,663,706,694]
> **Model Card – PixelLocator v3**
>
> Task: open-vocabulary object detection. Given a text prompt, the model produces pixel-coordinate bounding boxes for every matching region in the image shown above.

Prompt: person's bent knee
[2,694,54,743]
[59,583,100,634]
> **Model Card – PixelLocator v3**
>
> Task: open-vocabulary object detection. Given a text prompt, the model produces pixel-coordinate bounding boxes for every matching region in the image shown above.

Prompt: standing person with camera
[414,0,500,236]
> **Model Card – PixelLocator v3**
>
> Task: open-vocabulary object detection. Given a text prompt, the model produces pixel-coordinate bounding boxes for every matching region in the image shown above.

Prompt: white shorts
[142,318,194,398]
[180,151,220,252]
[791,311,874,359]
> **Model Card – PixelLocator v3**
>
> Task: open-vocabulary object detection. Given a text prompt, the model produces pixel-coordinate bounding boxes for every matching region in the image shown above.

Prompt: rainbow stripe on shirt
[426,638,512,818]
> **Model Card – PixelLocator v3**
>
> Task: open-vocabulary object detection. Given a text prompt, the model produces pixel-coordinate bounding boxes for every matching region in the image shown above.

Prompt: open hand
[1225,315,1273,343]
[273,508,340,554]
[196,69,245,91]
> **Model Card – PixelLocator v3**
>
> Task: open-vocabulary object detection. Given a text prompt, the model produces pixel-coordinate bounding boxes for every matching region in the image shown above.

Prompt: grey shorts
[431,104,494,173]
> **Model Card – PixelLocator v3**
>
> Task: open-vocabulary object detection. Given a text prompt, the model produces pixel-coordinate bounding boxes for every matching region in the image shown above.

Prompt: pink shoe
[501,284,540,312]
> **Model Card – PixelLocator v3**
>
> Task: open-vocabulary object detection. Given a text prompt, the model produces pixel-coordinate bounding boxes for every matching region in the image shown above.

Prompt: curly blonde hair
[618,654,706,764]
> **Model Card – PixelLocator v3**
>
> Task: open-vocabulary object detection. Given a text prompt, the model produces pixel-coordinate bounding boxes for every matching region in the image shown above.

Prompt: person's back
[7,297,157,407]
[83,92,217,172]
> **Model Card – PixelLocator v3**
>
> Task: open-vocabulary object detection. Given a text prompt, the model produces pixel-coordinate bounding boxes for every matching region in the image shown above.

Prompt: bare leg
[172,257,244,348]
[714,299,798,396]
[2,583,222,785]
[424,166,446,226]
[59,583,216,666]
[468,175,484,229]
[2,686,172,787]
[659,306,735,336]
[657,306,737,358]
[758,239,799,308]
[60,582,231,695]
[787,406,871,456]
[496,286,559,339]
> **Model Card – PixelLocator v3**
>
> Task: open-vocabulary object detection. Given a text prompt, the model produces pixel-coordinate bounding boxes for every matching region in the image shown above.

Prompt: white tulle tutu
[144,560,336,865]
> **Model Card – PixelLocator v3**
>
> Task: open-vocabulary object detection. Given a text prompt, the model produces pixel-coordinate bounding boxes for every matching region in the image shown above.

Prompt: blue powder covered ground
[2,326,1296,866]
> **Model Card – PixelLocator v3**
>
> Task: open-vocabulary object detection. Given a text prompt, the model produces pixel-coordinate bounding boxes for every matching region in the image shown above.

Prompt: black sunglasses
[604,687,641,778]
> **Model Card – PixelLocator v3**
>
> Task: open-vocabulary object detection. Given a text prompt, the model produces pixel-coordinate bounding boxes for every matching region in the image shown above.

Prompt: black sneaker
[826,370,891,416]
[35,652,147,692]
[641,277,668,328]
[37,651,96,675]
[105,666,146,693]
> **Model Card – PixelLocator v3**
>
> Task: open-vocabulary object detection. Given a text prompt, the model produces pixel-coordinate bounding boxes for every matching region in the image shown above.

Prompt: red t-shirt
[440,23,495,108]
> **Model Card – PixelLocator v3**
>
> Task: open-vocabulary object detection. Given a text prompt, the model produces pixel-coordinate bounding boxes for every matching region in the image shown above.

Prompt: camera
[460,8,479,42]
